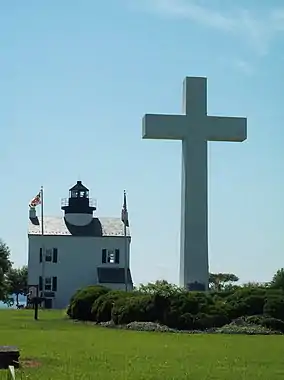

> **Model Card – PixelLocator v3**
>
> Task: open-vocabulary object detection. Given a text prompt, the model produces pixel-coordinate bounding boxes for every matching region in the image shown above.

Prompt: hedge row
[66,285,284,332]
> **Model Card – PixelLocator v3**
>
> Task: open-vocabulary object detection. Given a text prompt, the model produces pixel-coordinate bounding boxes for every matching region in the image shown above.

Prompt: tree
[242,282,269,289]
[209,273,239,291]
[270,268,284,290]
[137,280,184,297]
[0,239,12,301]
[6,266,28,306]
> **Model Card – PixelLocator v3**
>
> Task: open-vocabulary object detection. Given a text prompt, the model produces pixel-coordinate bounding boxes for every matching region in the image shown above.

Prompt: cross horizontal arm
[205,116,247,142]
[142,114,187,140]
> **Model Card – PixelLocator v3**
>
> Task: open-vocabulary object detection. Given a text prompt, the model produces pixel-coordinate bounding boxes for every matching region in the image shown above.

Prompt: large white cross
[142,77,247,290]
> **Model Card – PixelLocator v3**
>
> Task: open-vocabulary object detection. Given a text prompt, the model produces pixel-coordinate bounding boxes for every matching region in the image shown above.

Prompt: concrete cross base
[187,282,206,291]
[0,346,20,369]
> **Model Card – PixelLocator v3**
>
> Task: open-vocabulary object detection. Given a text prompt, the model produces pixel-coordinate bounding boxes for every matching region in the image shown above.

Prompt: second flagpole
[124,220,128,292]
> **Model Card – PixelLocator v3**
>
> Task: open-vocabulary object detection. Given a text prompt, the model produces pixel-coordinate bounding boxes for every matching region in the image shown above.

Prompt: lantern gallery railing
[60,198,97,208]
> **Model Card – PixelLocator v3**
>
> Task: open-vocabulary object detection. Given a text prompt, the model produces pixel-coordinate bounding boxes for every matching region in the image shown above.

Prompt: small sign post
[7,365,16,379]
[28,285,39,320]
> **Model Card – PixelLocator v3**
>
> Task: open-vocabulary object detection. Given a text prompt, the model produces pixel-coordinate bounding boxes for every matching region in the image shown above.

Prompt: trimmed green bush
[162,291,213,328]
[112,295,156,325]
[194,314,230,330]
[261,317,284,333]
[245,315,284,333]
[263,296,284,320]
[91,290,134,322]
[67,285,110,321]
[67,282,284,334]
[178,313,195,330]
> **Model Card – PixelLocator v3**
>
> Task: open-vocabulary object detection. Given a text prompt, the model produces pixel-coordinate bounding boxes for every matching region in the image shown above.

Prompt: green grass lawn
[0,309,283,379]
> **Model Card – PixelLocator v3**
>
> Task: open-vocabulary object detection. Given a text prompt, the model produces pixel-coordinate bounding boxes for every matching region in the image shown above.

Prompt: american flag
[29,191,41,208]
[121,190,129,227]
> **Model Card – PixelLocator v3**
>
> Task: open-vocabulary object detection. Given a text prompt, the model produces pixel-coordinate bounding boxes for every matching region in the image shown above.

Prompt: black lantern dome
[61,181,96,215]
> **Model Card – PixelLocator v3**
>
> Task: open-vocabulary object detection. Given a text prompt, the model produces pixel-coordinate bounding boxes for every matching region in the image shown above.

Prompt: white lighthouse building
[28,181,133,309]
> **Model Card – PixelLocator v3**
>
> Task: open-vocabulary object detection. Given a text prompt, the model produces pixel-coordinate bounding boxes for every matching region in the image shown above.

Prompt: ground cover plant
[0,309,284,379]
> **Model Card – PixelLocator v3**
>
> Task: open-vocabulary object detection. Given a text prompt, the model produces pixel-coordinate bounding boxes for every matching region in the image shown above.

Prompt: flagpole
[40,186,45,306]
[41,186,44,236]
[124,219,128,292]
[122,190,128,292]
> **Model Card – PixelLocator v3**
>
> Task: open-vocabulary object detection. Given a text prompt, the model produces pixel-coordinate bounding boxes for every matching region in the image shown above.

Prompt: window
[102,249,120,264]
[102,249,106,263]
[52,277,57,292]
[40,248,58,263]
[45,277,52,291]
[53,249,58,263]
[71,190,78,198]
[115,249,120,264]
[45,249,52,262]
[39,276,57,292]
[107,250,115,263]
[39,276,43,291]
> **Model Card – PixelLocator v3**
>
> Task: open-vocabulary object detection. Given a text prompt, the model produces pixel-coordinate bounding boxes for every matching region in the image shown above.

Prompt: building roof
[28,216,130,237]
[97,267,133,285]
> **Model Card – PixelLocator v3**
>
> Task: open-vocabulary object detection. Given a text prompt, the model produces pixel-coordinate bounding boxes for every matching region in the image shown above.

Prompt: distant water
[0,295,27,309]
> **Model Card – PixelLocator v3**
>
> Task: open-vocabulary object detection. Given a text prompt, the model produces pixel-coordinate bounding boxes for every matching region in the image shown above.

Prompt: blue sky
[1,0,284,285]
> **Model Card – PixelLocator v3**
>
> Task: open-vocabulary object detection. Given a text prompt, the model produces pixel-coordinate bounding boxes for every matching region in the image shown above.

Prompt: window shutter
[102,249,107,263]
[39,276,43,291]
[39,248,42,263]
[53,248,58,263]
[52,277,57,292]
[115,249,120,264]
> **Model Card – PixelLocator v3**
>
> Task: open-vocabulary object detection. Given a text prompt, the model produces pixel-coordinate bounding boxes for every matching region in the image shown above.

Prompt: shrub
[245,295,266,315]
[162,291,213,327]
[226,287,266,301]
[226,295,266,320]
[162,309,182,329]
[166,313,229,331]
[206,300,230,318]
[261,317,284,333]
[137,280,183,297]
[161,311,197,330]
[226,301,248,320]
[67,281,284,331]
[67,291,80,317]
[178,313,195,330]
[152,293,170,321]
[112,295,156,325]
[67,285,110,321]
[244,315,263,325]
[263,296,284,320]
[194,314,230,330]
[111,293,173,326]
[91,290,134,322]
[245,315,284,333]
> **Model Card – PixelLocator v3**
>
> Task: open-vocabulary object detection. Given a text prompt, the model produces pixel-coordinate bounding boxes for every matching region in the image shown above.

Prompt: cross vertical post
[180,137,209,289]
